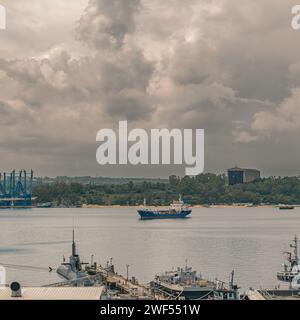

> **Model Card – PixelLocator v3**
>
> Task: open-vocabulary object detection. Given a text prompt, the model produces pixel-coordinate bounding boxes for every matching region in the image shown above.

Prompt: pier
[95,265,168,300]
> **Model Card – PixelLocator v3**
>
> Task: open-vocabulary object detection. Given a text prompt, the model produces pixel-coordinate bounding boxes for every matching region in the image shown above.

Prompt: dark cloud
[77,0,141,50]
[0,0,299,176]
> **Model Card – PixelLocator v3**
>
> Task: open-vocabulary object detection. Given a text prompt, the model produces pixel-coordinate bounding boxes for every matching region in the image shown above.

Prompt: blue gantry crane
[0,170,34,208]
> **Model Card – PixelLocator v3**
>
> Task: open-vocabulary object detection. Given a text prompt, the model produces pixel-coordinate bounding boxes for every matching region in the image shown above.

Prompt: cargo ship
[137,195,191,220]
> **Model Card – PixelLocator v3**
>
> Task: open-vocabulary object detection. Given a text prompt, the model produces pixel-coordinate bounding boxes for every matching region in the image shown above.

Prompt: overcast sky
[0,0,300,177]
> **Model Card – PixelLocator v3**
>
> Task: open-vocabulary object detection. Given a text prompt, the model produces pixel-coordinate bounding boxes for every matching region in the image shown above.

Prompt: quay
[247,289,300,300]
[95,264,168,300]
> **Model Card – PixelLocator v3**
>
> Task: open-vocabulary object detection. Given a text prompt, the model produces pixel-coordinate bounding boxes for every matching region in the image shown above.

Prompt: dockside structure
[0,170,34,208]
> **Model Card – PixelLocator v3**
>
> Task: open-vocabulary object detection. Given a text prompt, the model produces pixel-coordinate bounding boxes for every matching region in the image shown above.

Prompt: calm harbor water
[0,207,299,290]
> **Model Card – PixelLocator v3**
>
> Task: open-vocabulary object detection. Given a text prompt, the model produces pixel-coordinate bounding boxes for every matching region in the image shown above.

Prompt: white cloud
[233,131,259,143]
[252,88,300,133]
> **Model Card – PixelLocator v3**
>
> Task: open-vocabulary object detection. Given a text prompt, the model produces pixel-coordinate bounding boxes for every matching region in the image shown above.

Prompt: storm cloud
[0,0,299,177]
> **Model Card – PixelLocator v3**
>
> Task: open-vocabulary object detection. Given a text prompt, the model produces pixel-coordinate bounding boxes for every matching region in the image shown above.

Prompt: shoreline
[80,204,278,209]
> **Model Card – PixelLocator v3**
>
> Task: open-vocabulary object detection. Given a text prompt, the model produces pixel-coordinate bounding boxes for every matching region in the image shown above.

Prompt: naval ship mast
[71,229,78,266]
[56,229,95,286]
[289,235,298,267]
[277,235,300,282]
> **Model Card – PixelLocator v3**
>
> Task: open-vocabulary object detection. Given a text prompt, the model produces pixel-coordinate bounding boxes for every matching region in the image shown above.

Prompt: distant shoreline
[80,204,278,209]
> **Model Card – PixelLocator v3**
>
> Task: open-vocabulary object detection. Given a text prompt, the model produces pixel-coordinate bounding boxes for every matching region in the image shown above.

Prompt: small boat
[36,202,52,208]
[278,204,295,210]
[137,195,191,220]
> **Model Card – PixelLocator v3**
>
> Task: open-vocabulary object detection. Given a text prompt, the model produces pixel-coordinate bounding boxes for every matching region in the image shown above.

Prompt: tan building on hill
[227,166,261,185]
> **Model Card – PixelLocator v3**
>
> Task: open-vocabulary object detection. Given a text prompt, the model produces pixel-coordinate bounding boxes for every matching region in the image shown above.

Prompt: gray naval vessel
[277,235,300,283]
[211,270,241,300]
[247,235,300,300]
[56,230,98,286]
[150,263,215,300]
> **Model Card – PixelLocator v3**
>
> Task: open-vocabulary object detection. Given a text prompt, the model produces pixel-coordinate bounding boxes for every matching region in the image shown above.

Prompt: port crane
[0,170,34,208]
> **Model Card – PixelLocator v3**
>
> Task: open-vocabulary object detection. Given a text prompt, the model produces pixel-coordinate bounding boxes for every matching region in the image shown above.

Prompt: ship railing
[151,282,183,300]
[152,286,176,299]
[43,274,100,287]
[173,289,185,300]
[258,288,274,300]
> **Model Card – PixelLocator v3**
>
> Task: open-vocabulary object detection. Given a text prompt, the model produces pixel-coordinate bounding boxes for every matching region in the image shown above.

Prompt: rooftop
[228,166,260,172]
[0,286,105,300]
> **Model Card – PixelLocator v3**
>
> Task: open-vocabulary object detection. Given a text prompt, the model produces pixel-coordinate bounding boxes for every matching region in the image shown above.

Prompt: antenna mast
[72,229,76,257]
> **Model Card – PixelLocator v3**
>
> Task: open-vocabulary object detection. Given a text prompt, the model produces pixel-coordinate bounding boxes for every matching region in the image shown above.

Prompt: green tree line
[32,174,300,207]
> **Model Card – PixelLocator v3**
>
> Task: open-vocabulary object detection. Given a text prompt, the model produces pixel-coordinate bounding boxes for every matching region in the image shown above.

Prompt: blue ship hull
[138,209,191,220]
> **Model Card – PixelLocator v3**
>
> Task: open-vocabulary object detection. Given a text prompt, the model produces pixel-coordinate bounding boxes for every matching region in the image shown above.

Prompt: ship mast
[290,235,298,267]
[72,229,76,257]
[230,270,234,290]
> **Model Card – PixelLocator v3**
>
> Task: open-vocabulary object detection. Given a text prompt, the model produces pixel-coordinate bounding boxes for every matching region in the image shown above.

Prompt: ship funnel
[10,282,22,298]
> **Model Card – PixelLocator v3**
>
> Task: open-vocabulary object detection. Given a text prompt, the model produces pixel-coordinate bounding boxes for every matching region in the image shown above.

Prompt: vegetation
[32,174,300,207]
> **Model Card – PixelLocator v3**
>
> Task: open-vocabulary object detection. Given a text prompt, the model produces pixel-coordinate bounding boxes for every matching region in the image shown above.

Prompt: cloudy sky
[0,0,300,177]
